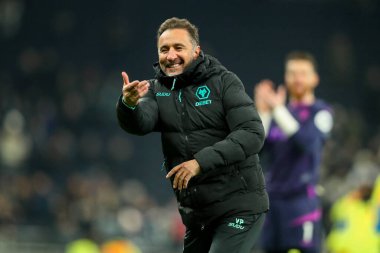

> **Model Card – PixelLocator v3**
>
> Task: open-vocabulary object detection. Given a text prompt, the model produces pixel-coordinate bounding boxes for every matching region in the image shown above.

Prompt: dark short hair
[157,17,200,46]
[285,51,318,72]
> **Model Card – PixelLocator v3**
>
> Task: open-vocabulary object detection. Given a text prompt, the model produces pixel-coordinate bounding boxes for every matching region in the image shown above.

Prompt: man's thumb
[278,85,286,97]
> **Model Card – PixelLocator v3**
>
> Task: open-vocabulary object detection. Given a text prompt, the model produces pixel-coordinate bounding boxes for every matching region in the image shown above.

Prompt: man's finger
[123,81,139,92]
[277,85,287,101]
[136,81,149,93]
[177,170,186,190]
[139,85,149,94]
[166,164,182,178]
[182,174,192,189]
[121,72,130,84]
[137,80,149,89]
[262,79,274,87]
[277,84,286,94]
[173,169,186,189]
[137,87,149,99]
[137,83,150,97]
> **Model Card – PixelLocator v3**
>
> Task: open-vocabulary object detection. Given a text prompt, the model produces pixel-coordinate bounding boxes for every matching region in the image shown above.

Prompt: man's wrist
[258,111,272,137]
[268,101,282,110]
[272,105,299,136]
[122,97,137,110]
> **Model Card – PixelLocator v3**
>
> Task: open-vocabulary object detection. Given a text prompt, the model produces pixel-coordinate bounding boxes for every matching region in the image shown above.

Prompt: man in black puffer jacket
[116,17,269,253]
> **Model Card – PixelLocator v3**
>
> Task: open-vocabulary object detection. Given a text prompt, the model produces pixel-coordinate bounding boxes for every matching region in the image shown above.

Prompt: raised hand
[273,85,287,107]
[254,79,275,113]
[255,79,287,110]
[121,72,150,107]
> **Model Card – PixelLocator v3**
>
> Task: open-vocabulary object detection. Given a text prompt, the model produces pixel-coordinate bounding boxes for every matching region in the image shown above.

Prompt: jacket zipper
[172,79,191,160]
[171,78,177,90]
[178,86,191,159]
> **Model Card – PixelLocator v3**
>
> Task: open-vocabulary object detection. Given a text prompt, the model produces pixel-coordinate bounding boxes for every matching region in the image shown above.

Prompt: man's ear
[194,46,201,58]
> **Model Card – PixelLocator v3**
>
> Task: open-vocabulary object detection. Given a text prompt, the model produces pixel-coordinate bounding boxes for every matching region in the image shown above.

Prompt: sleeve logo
[156,92,171,97]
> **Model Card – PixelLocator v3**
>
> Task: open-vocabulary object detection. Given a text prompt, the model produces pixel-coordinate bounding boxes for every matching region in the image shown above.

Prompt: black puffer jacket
[117,53,269,228]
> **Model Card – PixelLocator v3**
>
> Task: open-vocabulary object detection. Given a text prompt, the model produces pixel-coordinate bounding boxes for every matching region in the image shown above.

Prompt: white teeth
[168,63,181,68]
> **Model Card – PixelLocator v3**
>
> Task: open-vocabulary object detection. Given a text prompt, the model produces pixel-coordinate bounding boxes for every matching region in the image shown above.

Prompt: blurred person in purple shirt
[254,51,333,253]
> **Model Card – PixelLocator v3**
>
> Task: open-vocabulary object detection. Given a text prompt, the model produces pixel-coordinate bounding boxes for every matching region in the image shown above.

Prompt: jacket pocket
[189,170,247,208]
[239,172,249,191]
[239,166,267,195]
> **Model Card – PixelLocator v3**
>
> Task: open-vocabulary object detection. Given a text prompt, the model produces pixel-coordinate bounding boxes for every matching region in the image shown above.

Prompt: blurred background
[0,0,379,252]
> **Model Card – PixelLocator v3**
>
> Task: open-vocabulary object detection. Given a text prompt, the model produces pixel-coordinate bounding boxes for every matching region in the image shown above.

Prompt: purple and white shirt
[261,100,333,199]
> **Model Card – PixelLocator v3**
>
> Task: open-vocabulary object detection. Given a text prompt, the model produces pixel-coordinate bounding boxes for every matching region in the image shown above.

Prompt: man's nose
[167,48,177,60]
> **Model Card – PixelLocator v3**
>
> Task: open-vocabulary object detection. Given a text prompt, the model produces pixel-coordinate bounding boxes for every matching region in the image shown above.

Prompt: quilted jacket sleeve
[116,83,159,136]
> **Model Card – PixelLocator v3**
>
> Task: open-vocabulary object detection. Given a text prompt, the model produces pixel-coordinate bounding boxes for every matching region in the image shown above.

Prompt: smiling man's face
[158,28,200,76]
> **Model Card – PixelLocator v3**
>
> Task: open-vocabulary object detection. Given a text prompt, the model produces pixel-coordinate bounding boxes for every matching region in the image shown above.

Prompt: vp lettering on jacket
[228,218,245,230]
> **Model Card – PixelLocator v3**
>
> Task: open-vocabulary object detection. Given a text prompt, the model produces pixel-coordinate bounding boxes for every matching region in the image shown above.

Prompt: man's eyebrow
[160,43,186,49]
[173,43,186,47]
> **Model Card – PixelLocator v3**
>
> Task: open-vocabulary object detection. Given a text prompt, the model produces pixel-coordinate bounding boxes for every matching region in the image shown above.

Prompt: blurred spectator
[101,239,142,253]
[65,239,100,253]
[326,175,380,253]
[0,109,31,169]
[326,33,356,88]
[0,0,24,38]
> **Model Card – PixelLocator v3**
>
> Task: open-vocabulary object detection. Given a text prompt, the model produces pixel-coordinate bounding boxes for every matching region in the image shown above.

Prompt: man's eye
[160,48,168,53]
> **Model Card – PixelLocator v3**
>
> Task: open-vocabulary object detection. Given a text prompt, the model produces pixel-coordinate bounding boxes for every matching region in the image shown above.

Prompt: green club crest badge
[195,86,210,100]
